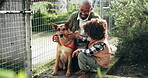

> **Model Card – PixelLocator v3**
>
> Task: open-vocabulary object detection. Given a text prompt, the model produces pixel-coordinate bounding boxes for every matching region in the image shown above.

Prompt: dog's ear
[65,20,71,29]
[51,23,58,31]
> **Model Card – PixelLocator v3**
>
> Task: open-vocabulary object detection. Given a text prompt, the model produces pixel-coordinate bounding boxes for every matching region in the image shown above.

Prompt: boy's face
[79,5,92,20]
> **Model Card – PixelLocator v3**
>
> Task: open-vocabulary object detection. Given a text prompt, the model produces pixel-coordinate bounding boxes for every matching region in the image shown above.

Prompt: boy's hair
[83,18,107,40]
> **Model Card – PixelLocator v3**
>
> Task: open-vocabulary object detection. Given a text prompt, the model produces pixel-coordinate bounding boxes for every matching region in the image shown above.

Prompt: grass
[32,59,55,77]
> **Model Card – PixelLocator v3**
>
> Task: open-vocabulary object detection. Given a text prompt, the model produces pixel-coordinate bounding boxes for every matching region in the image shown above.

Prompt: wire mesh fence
[0,0,26,72]
[0,13,26,72]
[0,0,32,78]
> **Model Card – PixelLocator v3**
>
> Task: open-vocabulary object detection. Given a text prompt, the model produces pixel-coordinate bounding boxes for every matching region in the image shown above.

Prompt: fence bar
[24,0,32,78]
[0,10,32,14]
[100,0,103,18]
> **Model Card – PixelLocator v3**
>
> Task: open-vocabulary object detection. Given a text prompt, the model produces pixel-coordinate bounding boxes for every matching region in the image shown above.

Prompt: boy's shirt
[80,37,106,56]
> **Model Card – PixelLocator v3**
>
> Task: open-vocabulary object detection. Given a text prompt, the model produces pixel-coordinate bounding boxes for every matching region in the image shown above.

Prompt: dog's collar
[63,40,75,49]
[63,44,75,49]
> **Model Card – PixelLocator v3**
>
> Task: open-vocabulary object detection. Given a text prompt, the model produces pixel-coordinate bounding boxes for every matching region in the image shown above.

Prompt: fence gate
[0,0,32,78]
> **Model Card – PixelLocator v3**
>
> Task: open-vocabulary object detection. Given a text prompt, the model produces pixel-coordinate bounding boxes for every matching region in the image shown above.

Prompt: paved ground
[32,32,57,69]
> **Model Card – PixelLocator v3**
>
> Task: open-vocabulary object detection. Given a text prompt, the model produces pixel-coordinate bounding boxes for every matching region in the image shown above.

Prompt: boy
[72,18,111,78]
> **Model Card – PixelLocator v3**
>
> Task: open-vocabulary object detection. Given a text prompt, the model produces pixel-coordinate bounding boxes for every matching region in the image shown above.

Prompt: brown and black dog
[51,21,76,76]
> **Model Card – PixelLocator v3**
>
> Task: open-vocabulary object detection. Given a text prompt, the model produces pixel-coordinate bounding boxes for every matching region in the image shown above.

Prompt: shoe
[78,73,90,78]
[75,70,85,75]
[89,68,97,73]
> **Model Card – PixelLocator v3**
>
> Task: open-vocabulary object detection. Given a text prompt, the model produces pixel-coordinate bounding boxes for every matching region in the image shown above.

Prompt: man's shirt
[77,12,91,36]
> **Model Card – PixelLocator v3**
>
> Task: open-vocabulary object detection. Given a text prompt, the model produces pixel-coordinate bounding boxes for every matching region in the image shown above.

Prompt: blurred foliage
[32,1,78,32]
[110,0,148,61]
[16,70,27,78]
[0,68,26,78]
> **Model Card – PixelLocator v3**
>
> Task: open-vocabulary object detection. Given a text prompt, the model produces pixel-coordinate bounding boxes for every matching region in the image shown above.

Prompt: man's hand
[72,49,82,58]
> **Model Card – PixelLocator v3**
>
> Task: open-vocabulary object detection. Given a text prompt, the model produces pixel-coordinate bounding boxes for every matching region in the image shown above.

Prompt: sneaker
[78,73,90,78]
[89,68,97,73]
[75,70,85,75]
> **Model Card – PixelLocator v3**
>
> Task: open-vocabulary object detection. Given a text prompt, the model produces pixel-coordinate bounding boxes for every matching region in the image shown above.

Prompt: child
[72,18,111,78]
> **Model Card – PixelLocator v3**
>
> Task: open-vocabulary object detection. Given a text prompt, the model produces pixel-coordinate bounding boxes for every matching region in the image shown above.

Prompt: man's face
[80,5,92,20]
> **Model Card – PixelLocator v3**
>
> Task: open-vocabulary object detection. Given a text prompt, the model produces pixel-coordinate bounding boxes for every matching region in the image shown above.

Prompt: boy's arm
[81,37,90,42]
[80,42,106,56]
[75,31,90,42]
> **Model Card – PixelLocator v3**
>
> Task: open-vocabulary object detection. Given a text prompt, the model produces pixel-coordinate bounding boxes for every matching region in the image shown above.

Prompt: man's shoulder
[71,11,79,16]
[90,12,100,18]
[69,11,79,20]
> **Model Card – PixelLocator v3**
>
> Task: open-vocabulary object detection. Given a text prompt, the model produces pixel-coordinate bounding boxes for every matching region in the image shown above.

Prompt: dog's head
[51,21,71,38]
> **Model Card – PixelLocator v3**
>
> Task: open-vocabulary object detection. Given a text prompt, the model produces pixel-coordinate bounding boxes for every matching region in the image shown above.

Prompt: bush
[32,2,58,32]
[110,0,148,61]
[32,1,78,32]
[0,69,26,78]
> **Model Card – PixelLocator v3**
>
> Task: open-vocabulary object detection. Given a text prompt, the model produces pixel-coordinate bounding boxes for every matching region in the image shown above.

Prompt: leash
[52,34,58,42]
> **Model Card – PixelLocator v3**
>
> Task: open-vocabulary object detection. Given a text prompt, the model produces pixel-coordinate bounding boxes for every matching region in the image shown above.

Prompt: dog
[51,21,76,76]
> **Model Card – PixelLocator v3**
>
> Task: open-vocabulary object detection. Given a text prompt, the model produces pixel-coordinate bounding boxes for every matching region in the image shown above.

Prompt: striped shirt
[80,37,106,56]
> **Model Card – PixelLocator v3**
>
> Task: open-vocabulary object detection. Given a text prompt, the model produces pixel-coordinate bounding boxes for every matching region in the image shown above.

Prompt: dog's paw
[52,72,57,76]
[65,72,70,77]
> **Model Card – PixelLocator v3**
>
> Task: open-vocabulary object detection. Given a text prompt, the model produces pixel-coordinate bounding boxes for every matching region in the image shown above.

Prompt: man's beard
[80,13,88,20]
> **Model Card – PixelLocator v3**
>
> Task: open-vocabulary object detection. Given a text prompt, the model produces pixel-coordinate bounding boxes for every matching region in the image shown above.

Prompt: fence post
[25,0,32,78]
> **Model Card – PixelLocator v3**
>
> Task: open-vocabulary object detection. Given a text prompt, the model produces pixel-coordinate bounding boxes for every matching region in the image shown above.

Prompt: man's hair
[79,0,93,7]
[83,18,107,40]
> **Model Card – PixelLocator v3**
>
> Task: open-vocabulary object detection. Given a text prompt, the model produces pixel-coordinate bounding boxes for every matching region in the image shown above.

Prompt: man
[67,0,101,72]
[68,0,100,48]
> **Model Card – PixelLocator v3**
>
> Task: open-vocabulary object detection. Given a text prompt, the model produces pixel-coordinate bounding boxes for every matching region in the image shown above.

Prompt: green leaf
[16,70,27,78]
[97,67,103,78]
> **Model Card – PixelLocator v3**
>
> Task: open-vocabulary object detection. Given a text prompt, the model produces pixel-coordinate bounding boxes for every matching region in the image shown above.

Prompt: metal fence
[0,0,32,78]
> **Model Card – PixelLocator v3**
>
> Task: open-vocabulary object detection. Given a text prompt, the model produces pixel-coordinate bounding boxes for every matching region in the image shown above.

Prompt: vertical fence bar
[108,11,112,33]
[24,0,32,78]
[100,0,103,18]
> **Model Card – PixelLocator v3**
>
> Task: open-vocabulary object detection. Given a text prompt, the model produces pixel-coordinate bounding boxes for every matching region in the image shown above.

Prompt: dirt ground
[108,58,148,78]
[42,70,97,78]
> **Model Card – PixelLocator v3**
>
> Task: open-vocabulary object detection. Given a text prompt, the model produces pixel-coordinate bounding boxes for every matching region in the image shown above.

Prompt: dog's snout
[59,33,65,38]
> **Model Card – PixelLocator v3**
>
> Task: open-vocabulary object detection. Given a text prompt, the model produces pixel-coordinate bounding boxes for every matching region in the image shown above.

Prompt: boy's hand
[68,33,76,39]
[74,31,82,39]
[72,49,81,58]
